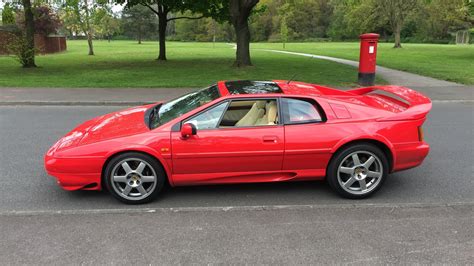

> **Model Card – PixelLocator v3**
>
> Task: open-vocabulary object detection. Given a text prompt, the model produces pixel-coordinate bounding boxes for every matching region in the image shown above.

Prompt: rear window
[225,80,283,95]
[281,98,323,124]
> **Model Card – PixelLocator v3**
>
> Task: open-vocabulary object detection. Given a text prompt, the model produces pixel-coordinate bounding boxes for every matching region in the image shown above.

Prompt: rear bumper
[392,142,430,172]
[44,154,104,191]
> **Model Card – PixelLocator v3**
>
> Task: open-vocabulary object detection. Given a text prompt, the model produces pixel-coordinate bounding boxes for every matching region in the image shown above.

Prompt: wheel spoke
[340,167,354,175]
[141,176,155,183]
[352,154,361,166]
[364,156,375,168]
[121,162,133,174]
[135,162,146,174]
[344,177,356,188]
[359,179,367,191]
[122,185,132,196]
[137,185,147,195]
[113,175,127,183]
[367,171,381,178]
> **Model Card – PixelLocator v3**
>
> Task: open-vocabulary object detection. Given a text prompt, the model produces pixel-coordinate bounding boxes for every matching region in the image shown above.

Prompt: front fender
[104,144,172,185]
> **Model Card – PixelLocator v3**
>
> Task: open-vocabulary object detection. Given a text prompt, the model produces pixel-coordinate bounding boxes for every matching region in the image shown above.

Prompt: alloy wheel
[110,158,158,201]
[337,151,383,195]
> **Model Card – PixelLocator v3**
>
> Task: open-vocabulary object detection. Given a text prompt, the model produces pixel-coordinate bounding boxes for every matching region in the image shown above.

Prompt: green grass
[0,40,380,88]
[254,42,474,85]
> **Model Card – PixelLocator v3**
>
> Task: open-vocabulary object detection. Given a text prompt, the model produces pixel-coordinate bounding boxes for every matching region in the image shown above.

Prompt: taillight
[418,126,424,142]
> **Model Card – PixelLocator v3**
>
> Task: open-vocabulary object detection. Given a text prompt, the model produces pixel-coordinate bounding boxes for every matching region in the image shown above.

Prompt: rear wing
[347,85,432,121]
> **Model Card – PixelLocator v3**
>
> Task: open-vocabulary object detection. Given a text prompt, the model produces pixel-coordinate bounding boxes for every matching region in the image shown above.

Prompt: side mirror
[181,123,197,139]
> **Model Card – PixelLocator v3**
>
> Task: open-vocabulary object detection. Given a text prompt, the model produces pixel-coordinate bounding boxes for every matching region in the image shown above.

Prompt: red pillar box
[358,33,380,86]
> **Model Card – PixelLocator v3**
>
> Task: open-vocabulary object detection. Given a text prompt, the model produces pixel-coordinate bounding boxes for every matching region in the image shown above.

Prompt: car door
[281,97,339,172]
[171,98,284,185]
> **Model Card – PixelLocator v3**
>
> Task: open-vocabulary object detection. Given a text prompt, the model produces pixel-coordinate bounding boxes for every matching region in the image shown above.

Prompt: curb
[1,201,473,217]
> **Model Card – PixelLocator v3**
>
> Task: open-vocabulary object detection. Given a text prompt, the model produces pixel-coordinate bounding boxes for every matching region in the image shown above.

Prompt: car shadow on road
[63,177,411,208]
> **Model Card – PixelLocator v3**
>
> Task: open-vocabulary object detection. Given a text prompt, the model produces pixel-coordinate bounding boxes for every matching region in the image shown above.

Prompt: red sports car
[45,80,431,204]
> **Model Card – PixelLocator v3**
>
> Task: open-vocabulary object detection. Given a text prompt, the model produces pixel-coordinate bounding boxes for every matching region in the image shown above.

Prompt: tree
[282,0,333,40]
[17,5,62,35]
[413,0,467,41]
[94,7,120,42]
[62,0,100,55]
[2,3,16,25]
[59,7,82,38]
[122,5,157,44]
[21,0,36,67]
[278,2,289,48]
[327,0,360,40]
[118,0,220,61]
[228,0,259,66]
[376,0,419,48]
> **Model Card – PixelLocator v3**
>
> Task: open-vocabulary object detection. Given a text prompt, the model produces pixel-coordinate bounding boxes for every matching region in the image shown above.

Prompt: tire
[327,143,388,199]
[104,152,166,204]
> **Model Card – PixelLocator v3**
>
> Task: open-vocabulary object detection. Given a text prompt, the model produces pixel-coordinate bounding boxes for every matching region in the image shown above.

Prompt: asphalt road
[0,103,473,264]
[0,103,473,211]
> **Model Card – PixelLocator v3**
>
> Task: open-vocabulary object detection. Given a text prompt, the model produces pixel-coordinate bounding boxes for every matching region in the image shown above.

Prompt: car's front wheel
[104,152,165,204]
[327,144,388,199]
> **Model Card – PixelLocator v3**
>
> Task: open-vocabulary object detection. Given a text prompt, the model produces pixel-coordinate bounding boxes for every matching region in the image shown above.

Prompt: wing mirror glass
[181,123,197,139]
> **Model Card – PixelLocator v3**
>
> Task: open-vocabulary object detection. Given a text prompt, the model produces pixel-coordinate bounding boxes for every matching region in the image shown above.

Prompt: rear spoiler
[347,85,432,121]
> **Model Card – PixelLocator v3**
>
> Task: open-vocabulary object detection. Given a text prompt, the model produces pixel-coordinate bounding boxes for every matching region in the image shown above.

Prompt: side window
[282,98,323,124]
[185,102,227,130]
[219,99,278,127]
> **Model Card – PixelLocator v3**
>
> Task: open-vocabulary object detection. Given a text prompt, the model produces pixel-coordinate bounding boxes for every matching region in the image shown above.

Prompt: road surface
[0,103,473,264]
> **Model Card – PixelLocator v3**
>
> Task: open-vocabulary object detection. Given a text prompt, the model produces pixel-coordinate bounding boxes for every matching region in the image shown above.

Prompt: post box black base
[358,72,375,86]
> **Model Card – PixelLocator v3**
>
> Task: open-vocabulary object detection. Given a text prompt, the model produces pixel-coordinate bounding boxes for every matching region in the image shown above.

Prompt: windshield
[149,85,220,129]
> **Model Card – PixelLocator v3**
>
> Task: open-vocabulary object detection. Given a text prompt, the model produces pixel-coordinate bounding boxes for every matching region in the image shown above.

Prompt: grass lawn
[0,40,380,88]
[254,42,474,85]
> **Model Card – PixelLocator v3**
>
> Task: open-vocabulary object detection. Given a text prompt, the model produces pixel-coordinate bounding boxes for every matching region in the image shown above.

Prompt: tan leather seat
[235,101,266,127]
[256,101,278,125]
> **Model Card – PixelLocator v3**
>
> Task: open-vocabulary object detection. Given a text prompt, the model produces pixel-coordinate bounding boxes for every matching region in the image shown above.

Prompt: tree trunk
[87,33,94,55]
[229,0,258,67]
[393,21,402,48]
[138,26,142,44]
[157,14,167,61]
[232,19,252,66]
[21,0,36,68]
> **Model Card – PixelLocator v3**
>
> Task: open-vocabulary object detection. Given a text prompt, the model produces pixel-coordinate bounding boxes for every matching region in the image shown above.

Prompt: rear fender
[331,134,396,170]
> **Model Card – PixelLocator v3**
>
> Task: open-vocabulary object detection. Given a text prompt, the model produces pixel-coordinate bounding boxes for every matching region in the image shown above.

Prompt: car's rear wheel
[104,152,165,204]
[327,144,388,199]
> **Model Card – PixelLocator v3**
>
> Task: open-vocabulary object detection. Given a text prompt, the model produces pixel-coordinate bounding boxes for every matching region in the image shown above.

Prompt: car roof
[217,80,353,98]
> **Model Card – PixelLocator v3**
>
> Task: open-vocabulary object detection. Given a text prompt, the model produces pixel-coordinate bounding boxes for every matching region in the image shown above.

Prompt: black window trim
[280,97,327,126]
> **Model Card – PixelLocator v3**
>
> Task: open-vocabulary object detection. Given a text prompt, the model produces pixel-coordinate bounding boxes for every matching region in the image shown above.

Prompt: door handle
[262,136,278,143]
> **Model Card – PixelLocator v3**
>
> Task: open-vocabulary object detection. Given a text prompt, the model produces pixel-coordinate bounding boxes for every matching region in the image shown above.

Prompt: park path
[262,49,473,101]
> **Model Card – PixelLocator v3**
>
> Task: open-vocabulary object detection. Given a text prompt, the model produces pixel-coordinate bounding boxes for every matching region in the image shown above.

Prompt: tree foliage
[121,5,157,43]
[93,7,121,41]
[61,0,111,55]
[2,3,16,25]
[16,5,62,35]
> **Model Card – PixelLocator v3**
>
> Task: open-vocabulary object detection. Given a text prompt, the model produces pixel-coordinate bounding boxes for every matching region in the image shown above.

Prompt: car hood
[49,105,152,154]
[79,106,151,145]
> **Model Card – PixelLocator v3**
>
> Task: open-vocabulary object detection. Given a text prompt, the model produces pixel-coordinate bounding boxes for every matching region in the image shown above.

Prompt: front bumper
[392,142,430,172]
[44,154,105,191]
